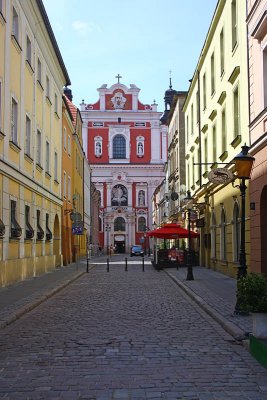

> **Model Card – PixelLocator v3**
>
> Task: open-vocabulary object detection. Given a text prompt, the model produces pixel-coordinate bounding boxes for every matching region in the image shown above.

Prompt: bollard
[142,256,144,272]
[107,258,109,272]
[87,257,89,273]
[125,257,128,271]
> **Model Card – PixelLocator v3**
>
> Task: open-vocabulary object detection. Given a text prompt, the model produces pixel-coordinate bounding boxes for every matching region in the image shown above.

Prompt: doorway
[114,241,125,253]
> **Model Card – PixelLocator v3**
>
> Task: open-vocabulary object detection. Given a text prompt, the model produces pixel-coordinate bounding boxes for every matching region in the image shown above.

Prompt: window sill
[24,153,34,163]
[36,163,43,172]
[231,135,241,149]
[220,260,228,265]
[0,11,6,25]
[25,60,34,75]
[45,171,51,179]
[9,140,21,153]
[37,80,44,91]
[0,130,5,140]
[11,34,22,53]
[46,96,52,106]
[54,179,59,185]
[219,151,228,162]
[54,111,60,119]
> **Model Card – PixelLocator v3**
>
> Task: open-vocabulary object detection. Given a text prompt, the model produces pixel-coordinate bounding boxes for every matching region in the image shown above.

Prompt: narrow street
[0,259,267,400]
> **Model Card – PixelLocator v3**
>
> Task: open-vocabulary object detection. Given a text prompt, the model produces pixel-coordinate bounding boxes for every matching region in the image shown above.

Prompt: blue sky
[43,0,217,111]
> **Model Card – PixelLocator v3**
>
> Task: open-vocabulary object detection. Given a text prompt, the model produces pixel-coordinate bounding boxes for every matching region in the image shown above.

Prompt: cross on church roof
[116,74,122,84]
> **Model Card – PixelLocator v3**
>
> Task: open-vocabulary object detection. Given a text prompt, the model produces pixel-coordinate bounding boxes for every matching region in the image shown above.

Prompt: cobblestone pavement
[166,267,252,335]
[0,262,267,400]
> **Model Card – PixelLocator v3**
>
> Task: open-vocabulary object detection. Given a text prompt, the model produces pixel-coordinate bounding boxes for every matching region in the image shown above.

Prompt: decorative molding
[201,124,208,133]
[217,91,226,105]
[231,135,241,148]
[11,34,22,53]
[219,150,228,162]
[9,141,21,153]
[209,109,217,121]
[228,66,240,85]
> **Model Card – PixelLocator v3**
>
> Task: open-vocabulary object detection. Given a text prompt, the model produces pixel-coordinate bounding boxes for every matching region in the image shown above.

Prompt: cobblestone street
[1,261,267,400]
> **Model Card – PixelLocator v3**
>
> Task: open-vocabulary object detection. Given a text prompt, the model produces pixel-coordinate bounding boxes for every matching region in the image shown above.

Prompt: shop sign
[208,168,234,184]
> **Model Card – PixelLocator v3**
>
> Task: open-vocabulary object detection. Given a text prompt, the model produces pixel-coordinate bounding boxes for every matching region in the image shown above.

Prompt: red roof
[64,94,77,127]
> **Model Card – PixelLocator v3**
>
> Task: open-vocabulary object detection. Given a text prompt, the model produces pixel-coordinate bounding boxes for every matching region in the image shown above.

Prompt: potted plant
[237,273,267,339]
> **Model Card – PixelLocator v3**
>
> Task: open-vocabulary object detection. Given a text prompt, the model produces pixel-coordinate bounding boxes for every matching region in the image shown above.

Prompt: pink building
[247,0,267,274]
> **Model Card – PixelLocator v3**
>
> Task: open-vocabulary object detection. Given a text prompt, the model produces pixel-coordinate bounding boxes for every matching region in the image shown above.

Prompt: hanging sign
[208,168,234,184]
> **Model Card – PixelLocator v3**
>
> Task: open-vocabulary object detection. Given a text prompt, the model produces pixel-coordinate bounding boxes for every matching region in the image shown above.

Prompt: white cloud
[72,20,102,36]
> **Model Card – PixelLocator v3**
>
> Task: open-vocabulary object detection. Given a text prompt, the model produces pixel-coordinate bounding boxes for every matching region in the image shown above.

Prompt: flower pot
[252,313,267,339]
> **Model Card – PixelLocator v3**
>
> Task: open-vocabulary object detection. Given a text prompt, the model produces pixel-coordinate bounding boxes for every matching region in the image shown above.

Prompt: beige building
[0,0,70,286]
[183,0,250,277]
[247,0,267,275]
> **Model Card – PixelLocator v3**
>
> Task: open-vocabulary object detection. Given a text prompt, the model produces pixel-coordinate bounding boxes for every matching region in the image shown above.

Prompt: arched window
[138,190,145,206]
[211,211,216,259]
[220,208,226,261]
[233,202,240,262]
[113,134,126,159]
[111,184,128,206]
[114,217,125,231]
[138,216,146,232]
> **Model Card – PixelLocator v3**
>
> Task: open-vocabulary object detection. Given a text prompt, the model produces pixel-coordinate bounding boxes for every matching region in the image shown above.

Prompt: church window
[111,184,128,206]
[113,134,126,159]
[114,217,125,231]
[138,217,146,232]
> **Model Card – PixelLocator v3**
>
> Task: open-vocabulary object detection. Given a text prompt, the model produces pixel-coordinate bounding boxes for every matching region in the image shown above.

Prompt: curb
[165,270,246,341]
[0,264,96,330]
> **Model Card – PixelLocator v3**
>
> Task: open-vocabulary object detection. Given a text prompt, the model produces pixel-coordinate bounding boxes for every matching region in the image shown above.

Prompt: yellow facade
[0,0,71,286]
[183,0,250,277]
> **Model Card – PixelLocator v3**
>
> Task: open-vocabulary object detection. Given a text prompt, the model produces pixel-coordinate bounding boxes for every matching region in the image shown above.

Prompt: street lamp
[233,144,255,280]
[184,190,194,281]
[105,224,111,256]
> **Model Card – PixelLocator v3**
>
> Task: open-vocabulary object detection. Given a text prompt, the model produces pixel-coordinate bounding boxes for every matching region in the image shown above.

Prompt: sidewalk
[165,266,252,340]
[0,256,97,330]
[0,256,252,343]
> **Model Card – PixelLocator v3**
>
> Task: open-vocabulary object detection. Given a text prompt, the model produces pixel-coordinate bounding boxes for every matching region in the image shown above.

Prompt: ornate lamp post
[184,190,194,281]
[233,144,255,280]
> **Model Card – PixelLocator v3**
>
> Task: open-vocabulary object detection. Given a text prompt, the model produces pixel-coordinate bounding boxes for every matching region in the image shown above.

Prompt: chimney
[64,86,73,102]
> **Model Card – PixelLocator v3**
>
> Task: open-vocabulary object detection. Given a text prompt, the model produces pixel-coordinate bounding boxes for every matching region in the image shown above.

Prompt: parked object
[130,245,144,257]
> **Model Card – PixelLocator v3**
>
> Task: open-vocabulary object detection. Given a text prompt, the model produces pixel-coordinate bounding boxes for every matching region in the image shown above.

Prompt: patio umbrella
[147,223,199,239]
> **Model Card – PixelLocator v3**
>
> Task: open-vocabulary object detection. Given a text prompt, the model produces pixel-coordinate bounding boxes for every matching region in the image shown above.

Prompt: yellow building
[183,0,250,277]
[0,0,70,286]
[64,91,86,259]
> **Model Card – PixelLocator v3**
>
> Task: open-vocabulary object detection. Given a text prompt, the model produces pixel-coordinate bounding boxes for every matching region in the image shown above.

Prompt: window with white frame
[54,93,58,114]
[68,176,71,200]
[26,35,31,65]
[113,134,126,159]
[220,28,225,76]
[63,127,66,150]
[204,136,208,172]
[220,208,226,261]
[46,76,50,99]
[221,108,226,153]
[212,123,217,163]
[36,129,41,165]
[233,85,239,138]
[11,98,18,144]
[37,58,42,84]
[191,103,194,135]
[114,217,125,231]
[45,141,50,173]
[203,73,207,110]
[186,115,189,143]
[63,172,66,198]
[54,151,58,181]
[67,135,71,156]
[211,52,215,94]
[231,0,237,50]
[25,115,31,156]
[136,136,144,157]
[12,6,19,41]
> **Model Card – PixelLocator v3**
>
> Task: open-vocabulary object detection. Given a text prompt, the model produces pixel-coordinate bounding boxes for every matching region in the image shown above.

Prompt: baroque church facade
[80,79,167,253]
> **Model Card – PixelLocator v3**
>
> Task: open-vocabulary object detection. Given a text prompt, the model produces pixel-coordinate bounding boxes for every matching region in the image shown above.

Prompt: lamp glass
[235,158,254,179]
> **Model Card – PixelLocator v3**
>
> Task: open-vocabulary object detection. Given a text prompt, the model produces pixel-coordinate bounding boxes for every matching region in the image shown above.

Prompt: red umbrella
[148,223,199,239]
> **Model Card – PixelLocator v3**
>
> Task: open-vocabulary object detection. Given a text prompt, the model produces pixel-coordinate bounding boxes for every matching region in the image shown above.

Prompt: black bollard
[125,257,128,271]
[107,258,109,272]
[87,257,89,273]
[142,256,144,272]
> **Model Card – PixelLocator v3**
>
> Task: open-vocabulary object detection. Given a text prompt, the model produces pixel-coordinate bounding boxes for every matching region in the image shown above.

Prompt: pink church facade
[80,81,167,254]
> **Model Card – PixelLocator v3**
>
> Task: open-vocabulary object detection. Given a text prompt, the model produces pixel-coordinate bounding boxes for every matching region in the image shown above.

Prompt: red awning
[148,223,199,239]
